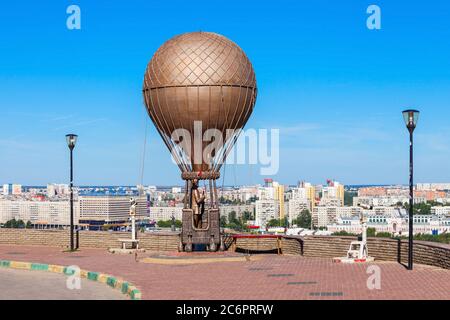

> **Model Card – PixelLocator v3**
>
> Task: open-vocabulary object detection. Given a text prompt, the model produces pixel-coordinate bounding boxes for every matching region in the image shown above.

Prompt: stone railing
[0,228,180,252]
[235,234,450,269]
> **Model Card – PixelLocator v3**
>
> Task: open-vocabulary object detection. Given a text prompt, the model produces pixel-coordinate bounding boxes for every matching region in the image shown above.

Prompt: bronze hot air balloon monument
[143,32,257,252]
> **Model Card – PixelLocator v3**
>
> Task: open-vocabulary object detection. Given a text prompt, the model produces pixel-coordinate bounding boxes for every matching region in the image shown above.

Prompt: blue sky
[1,0,450,186]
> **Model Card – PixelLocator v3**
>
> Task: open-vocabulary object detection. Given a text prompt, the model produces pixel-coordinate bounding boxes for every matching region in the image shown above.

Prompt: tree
[220,216,226,228]
[16,220,25,228]
[266,218,288,228]
[227,211,239,224]
[26,221,32,229]
[242,210,254,222]
[4,219,26,229]
[427,200,442,207]
[266,219,281,227]
[292,209,311,229]
[157,219,182,228]
[226,221,240,231]
[375,232,392,238]
[366,227,376,237]
[413,233,450,244]
[4,219,16,228]
[396,201,404,207]
[332,230,356,236]
[225,211,248,231]
[404,202,432,215]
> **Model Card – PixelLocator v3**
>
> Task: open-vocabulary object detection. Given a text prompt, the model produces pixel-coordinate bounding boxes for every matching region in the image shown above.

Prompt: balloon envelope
[143,32,257,173]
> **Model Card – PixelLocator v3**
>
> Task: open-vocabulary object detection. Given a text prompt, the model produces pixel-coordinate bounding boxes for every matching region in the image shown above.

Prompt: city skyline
[0,182,445,188]
[3,179,450,234]
[1,1,450,186]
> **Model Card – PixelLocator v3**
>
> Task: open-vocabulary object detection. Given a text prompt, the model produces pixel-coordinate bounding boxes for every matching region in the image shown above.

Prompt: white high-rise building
[256,179,285,224]
[431,206,450,216]
[11,184,22,195]
[258,186,275,200]
[313,206,362,228]
[2,184,22,196]
[290,182,315,213]
[417,183,450,191]
[220,204,255,222]
[46,184,56,197]
[0,199,79,226]
[321,180,344,206]
[149,206,183,221]
[287,199,310,225]
[78,196,148,223]
[2,184,9,196]
[328,213,450,236]
[47,184,69,197]
[171,187,182,194]
[255,199,280,228]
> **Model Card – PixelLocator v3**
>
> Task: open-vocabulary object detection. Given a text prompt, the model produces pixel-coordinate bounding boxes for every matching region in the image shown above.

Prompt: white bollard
[131,215,136,241]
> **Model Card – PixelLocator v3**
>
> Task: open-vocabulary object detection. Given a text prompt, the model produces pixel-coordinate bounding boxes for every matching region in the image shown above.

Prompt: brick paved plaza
[0,245,449,300]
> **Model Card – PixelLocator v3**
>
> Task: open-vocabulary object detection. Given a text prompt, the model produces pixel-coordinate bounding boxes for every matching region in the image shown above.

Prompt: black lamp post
[171,214,176,232]
[402,109,419,270]
[66,134,78,251]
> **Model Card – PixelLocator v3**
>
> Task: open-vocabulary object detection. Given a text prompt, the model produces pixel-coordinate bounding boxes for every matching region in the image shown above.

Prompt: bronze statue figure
[190,179,206,229]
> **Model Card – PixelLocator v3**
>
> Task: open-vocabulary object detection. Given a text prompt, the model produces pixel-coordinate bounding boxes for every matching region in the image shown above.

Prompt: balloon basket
[180,208,221,252]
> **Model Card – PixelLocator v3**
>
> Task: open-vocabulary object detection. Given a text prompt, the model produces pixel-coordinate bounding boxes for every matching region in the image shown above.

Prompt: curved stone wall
[236,235,450,270]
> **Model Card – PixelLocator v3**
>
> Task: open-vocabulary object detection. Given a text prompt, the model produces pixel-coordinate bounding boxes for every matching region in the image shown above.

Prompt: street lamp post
[402,109,419,270]
[66,134,78,251]
[171,214,176,232]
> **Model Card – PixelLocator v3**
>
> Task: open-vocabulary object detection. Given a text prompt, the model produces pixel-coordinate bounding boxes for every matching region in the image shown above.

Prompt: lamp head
[66,134,78,150]
[402,109,420,131]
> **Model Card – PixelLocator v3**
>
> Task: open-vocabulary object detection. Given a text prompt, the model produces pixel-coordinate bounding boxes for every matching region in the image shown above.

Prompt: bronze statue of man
[191,179,205,229]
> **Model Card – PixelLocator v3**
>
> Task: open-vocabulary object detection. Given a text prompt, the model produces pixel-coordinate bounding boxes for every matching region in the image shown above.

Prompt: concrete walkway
[1,245,449,300]
[0,268,126,300]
